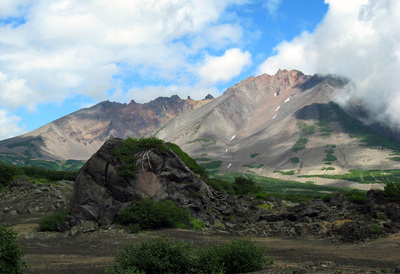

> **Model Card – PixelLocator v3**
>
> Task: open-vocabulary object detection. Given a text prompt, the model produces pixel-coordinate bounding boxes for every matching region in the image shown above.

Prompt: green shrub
[196,239,269,273]
[106,237,194,274]
[115,198,190,230]
[128,223,140,234]
[107,238,270,274]
[207,178,234,194]
[195,242,226,273]
[384,182,400,200]
[273,170,295,175]
[345,190,366,204]
[0,225,26,273]
[38,210,70,231]
[298,121,316,135]
[293,137,308,152]
[115,137,168,180]
[290,157,300,164]
[166,142,208,181]
[0,163,77,189]
[189,218,206,231]
[232,176,262,195]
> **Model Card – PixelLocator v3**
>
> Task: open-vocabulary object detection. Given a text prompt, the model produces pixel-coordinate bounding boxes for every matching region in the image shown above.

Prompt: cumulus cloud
[195,48,252,85]
[258,0,400,127]
[0,109,25,140]
[0,0,251,137]
[0,0,246,110]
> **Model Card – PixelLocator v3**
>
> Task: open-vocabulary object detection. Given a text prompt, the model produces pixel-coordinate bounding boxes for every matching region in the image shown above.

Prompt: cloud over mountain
[258,0,400,127]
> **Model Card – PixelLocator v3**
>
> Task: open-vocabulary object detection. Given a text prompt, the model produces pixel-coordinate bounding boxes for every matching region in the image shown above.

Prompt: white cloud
[0,0,247,112]
[0,109,25,140]
[195,48,252,85]
[0,72,36,111]
[0,0,29,17]
[258,0,400,127]
[264,0,283,18]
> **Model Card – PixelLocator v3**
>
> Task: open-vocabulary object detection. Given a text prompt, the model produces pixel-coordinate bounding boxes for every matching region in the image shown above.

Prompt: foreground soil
[2,214,400,273]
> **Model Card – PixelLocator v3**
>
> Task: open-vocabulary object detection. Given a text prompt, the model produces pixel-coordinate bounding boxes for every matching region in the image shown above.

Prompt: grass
[253,175,347,196]
[299,169,400,184]
[322,166,335,171]
[200,161,222,170]
[328,102,400,152]
[293,137,308,152]
[324,144,337,162]
[194,157,211,162]
[290,157,300,164]
[273,170,295,175]
[297,121,316,135]
[188,138,216,145]
[213,172,346,197]
[0,153,84,171]
[243,164,264,169]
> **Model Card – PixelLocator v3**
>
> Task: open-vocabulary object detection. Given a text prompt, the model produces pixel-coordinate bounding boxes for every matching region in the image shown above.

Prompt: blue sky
[0,0,399,140]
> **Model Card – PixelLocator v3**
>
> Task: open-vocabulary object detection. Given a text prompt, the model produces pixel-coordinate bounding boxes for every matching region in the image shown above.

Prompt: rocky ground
[1,179,400,273]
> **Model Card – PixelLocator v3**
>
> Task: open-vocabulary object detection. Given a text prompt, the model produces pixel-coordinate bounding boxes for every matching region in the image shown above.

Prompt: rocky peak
[204,94,214,100]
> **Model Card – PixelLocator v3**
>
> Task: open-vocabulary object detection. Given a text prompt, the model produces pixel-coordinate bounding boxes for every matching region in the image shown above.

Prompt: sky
[0,0,399,140]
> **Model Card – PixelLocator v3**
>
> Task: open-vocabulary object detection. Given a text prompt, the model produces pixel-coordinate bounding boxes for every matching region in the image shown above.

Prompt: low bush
[107,237,271,274]
[206,178,234,194]
[232,176,262,195]
[115,198,190,230]
[384,182,400,200]
[293,137,308,152]
[290,157,300,164]
[0,163,77,189]
[38,210,70,231]
[0,225,26,273]
[167,143,209,181]
[345,190,367,204]
[106,237,193,274]
[196,239,269,273]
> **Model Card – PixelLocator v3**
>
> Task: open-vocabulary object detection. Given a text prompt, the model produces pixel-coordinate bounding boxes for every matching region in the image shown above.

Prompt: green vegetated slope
[0,163,78,188]
[0,153,84,171]
[0,136,84,171]
[214,172,346,198]
[275,103,400,184]
[300,169,400,184]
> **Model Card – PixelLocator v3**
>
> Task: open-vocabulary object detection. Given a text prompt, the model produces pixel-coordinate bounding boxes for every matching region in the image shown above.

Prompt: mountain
[0,95,213,167]
[155,70,400,186]
[1,69,400,186]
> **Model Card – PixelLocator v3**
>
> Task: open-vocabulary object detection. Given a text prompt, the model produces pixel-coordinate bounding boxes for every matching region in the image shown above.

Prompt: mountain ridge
[1,69,400,189]
[0,94,214,164]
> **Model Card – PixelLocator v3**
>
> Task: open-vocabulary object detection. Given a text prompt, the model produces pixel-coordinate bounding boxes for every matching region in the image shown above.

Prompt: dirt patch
[2,214,399,273]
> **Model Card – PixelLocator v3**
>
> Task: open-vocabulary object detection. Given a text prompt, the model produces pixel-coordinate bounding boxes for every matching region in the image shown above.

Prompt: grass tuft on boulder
[114,136,209,182]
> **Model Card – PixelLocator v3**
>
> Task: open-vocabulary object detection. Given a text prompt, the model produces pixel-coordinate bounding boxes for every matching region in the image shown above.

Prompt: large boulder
[70,138,213,226]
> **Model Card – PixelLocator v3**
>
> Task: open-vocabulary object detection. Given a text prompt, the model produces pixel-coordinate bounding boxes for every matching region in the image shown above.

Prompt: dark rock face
[69,138,400,242]
[70,139,213,226]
